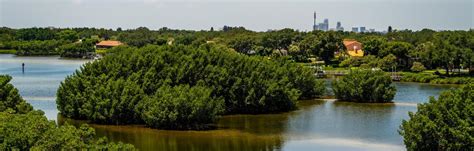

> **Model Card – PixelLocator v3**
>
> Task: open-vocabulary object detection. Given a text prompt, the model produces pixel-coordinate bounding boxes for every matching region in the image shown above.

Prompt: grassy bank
[0,49,17,54]
[400,72,473,84]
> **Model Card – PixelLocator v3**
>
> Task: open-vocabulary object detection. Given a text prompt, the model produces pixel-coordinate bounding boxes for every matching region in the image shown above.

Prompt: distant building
[323,19,329,31]
[343,39,364,57]
[96,40,123,49]
[369,29,375,32]
[318,23,324,30]
[312,12,330,31]
[336,22,344,31]
[360,27,366,33]
[352,27,359,33]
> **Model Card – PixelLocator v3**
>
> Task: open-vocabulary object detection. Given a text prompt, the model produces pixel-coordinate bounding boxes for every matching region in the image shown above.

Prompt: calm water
[0,54,456,151]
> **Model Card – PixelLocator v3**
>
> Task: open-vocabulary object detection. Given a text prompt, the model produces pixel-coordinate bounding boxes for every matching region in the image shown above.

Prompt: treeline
[1,27,472,74]
[0,75,135,150]
[0,27,100,57]
[57,44,325,129]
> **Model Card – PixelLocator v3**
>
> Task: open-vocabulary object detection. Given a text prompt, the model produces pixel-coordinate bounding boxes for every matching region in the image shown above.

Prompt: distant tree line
[0,27,472,74]
[0,75,135,150]
[56,44,325,129]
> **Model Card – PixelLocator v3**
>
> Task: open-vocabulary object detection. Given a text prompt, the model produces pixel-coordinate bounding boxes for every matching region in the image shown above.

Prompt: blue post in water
[22,63,25,74]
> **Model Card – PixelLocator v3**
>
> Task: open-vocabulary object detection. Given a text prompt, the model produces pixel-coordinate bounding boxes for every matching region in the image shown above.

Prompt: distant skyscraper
[324,19,329,31]
[336,21,343,31]
[360,27,366,33]
[311,12,331,31]
[318,23,325,31]
[352,27,359,32]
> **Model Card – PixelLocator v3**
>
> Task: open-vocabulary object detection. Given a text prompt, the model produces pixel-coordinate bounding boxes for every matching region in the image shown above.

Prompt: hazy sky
[1,0,473,31]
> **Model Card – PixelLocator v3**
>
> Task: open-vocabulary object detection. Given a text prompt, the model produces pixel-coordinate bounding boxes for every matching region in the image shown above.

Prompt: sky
[1,0,473,31]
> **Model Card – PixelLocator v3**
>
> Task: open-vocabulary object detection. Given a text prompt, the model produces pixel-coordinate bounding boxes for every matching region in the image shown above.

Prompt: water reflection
[58,100,402,151]
[58,114,285,151]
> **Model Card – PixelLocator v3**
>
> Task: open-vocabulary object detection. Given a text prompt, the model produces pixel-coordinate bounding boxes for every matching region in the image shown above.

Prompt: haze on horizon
[1,0,472,31]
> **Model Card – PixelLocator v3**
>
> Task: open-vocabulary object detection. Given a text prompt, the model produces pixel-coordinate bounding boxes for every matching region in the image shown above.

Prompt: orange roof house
[343,39,364,57]
[96,40,123,49]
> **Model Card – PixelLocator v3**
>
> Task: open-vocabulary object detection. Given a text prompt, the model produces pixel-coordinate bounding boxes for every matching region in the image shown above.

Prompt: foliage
[0,75,135,150]
[0,75,32,114]
[138,85,223,129]
[57,45,324,129]
[14,40,67,56]
[59,39,98,58]
[361,36,385,56]
[118,27,156,47]
[378,54,397,71]
[0,49,16,54]
[56,30,79,42]
[15,27,57,41]
[332,70,396,103]
[299,31,345,64]
[227,35,256,54]
[429,77,474,84]
[400,72,439,83]
[399,84,473,151]
[0,111,136,150]
[379,41,414,70]
[401,72,474,84]
[0,27,472,74]
[410,62,426,72]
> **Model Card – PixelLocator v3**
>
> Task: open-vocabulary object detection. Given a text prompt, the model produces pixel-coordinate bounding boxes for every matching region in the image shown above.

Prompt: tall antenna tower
[313,11,317,30]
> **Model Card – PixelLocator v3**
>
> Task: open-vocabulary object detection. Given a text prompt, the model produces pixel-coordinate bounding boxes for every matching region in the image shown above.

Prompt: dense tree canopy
[332,70,396,103]
[0,75,32,114]
[57,44,324,129]
[0,75,135,150]
[0,111,135,150]
[399,84,473,150]
[59,38,98,58]
[0,27,472,75]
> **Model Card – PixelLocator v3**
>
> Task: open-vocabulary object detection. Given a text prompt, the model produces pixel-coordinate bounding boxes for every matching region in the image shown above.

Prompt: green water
[0,54,456,151]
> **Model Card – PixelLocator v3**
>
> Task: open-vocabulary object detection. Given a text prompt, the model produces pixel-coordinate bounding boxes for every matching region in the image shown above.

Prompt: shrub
[138,85,223,130]
[0,75,135,150]
[14,40,67,56]
[0,111,135,150]
[400,72,439,83]
[399,84,474,150]
[0,75,32,113]
[332,70,396,103]
[59,39,98,58]
[410,62,426,72]
[57,45,325,129]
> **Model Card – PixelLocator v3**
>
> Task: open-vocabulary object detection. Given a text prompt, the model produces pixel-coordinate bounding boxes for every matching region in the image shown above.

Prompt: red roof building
[96,40,123,49]
[343,39,364,57]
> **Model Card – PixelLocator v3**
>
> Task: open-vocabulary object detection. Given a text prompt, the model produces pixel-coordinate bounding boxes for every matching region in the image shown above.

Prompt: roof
[343,39,364,57]
[343,39,361,46]
[96,41,123,47]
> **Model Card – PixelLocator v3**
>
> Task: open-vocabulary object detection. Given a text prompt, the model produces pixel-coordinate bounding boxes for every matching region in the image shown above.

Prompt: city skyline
[1,0,473,31]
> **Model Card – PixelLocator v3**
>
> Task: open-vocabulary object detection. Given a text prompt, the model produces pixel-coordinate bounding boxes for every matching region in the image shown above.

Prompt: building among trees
[96,40,123,49]
[343,39,364,57]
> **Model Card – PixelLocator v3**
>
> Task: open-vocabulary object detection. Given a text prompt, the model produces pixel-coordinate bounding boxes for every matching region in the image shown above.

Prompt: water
[0,54,456,151]
[0,54,90,119]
